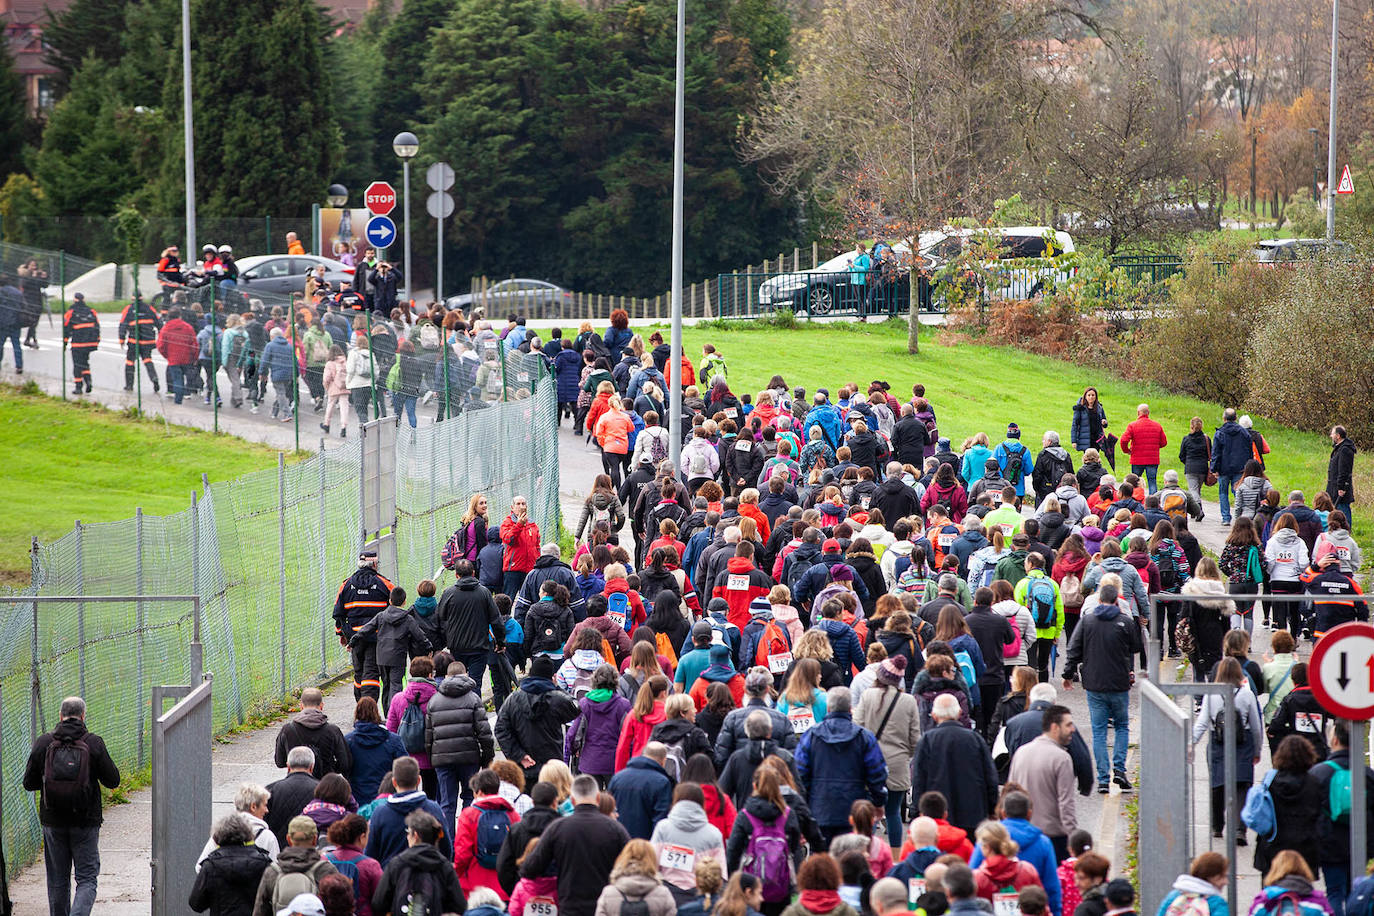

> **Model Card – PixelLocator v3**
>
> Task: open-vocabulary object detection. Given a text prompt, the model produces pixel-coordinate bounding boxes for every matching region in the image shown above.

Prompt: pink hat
[876,654,908,686]
[1314,540,1342,567]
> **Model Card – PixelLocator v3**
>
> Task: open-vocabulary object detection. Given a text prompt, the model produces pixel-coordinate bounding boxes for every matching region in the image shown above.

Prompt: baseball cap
[822,538,841,553]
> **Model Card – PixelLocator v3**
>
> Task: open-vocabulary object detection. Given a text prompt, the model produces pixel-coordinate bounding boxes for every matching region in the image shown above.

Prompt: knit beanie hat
[876,654,907,686]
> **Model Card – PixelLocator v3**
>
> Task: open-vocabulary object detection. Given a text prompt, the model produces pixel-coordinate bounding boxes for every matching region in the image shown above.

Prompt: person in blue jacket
[803,394,845,450]
[604,310,634,359]
[344,696,407,807]
[554,340,583,427]
[259,327,298,420]
[607,743,674,840]
[993,423,1035,508]
[968,791,1062,916]
[477,527,505,591]
[793,687,887,845]
[1211,408,1255,525]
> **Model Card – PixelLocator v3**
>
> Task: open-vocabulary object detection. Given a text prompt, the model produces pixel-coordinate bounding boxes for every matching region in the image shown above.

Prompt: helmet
[217,244,232,254]
[202,243,216,253]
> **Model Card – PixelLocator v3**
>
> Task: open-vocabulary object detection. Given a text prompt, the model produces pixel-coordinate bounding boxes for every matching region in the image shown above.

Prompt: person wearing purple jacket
[565,664,632,786]
[385,657,440,800]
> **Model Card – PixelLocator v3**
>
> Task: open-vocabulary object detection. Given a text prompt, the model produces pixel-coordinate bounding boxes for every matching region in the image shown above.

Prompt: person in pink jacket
[1119,403,1167,495]
[386,657,440,799]
[320,345,350,437]
[508,835,559,916]
[454,769,522,900]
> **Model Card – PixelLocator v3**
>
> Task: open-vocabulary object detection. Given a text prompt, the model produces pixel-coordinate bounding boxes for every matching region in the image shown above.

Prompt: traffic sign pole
[1308,621,1374,876]
[1355,719,1367,880]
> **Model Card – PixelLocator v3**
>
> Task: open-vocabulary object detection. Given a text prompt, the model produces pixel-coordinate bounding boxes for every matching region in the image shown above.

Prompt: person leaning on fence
[333,549,395,702]
[22,695,121,916]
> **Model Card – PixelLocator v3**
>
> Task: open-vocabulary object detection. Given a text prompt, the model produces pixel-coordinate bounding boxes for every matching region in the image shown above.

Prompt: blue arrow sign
[365,215,397,249]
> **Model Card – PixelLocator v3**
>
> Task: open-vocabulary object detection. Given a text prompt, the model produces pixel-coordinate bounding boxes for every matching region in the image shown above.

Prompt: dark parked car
[444,279,572,318]
[235,255,354,297]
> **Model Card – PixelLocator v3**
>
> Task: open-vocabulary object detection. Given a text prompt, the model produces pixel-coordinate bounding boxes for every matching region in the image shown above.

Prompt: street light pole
[393,132,419,310]
[181,0,196,254]
[1326,0,1339,242]
[667,0,686,474]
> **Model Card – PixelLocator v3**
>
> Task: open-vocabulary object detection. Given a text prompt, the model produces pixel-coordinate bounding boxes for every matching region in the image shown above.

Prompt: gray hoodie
[1318,529,1364,575]
[1264,528,1309,582]
[1045,484,1089,525]
[1233,475,1273,518]
[1081,557,1148,617]
[648,801,726,890]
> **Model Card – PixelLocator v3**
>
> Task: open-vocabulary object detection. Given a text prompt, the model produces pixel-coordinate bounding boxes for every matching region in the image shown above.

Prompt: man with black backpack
[994,423,1034,510]
[23,696,121,916]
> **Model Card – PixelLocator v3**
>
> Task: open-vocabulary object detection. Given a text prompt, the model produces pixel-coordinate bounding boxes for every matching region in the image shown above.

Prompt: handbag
[1206,471,1218,487]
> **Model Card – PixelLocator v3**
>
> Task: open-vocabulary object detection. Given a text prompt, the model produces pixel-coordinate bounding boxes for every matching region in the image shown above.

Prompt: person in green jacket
[302,318,334,411]
[1012,553,1064,683]
[994,532,1032,586]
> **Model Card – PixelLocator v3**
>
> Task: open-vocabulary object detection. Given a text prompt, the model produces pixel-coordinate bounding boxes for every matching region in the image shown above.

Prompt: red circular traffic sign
[1309,621,1374,720]
[364,181,397,216]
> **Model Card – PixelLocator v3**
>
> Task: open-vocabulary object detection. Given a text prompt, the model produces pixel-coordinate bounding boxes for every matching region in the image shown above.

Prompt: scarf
[800,889,843,913]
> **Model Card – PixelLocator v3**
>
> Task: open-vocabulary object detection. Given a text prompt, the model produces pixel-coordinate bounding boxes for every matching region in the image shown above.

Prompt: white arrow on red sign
[364,181,397,216]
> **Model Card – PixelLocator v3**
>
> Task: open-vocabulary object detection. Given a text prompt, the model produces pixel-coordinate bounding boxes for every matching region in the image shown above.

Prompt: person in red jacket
[155,307,199,404]
[1119,404,1167,495]
[453,768,520,900]
[711,541,774,629]
[688,643,747,708]
[737,490,772,541]
[499,497,540,598]
[898,792,975,861]
[971,821,1043,903]
[602,564,648,631]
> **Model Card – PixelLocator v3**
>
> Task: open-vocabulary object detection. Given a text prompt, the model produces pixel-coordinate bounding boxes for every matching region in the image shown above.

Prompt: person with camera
[369,261,403,319]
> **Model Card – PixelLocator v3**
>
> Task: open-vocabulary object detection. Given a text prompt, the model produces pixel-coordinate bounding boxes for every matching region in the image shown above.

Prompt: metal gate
[151,673,212,916]
[1139,679,1191,916]
[360,418,398,579]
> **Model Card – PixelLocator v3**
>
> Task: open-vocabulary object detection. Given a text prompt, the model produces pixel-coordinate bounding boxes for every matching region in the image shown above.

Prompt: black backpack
[391,865,443,916]
[529,606,566,655]
[1211,705,1244,746]
[43,735,91,816]
[619,889,651,916]
[1003,444,1027,483]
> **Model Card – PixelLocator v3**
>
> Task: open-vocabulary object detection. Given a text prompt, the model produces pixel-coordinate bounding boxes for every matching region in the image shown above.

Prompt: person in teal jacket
[960,433,995,487]
[1157,852,1230,916]
[848,244,872,312]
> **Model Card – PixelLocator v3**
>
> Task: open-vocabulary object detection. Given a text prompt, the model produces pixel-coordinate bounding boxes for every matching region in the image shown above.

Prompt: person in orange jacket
[689,644,746,709]
[594,396,635,488]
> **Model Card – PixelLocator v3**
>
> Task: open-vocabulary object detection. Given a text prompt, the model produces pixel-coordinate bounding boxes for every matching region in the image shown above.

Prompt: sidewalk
[9,684,356,914]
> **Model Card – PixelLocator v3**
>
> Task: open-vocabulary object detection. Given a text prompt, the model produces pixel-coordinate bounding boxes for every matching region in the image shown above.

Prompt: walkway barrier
[0,366,559,877]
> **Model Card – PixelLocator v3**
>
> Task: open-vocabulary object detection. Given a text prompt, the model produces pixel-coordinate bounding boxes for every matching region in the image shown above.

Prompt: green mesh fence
[1,359,559,877]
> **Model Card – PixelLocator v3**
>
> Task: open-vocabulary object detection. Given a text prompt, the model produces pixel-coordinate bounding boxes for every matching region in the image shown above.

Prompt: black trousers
[350,642,380,702]
[71,348,92,388]
[124,342,157,389]
[1027,636,1056,683]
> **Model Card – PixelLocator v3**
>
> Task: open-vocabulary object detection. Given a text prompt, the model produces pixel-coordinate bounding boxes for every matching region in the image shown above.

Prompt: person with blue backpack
[1013,553,1064,684]
[454,768,521,901]
[993,424,1035,510]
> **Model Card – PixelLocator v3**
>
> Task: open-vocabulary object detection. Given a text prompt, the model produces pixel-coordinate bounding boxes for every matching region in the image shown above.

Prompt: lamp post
[667,0,686,472]
[181,0,196,255]
[392,132,419,307]
[327,184,348,208]
[1309,128,1321,204]
[1325,0,1339,242]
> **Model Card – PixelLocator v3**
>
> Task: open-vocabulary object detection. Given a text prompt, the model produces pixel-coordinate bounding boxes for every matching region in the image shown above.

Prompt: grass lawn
[0,384,284,582]
[641,318,1371,555]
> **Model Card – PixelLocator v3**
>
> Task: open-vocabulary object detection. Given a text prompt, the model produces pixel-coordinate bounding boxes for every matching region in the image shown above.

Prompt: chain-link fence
[0,361,559,877]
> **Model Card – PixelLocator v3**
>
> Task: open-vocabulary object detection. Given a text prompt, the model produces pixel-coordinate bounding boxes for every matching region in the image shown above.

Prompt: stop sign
[364,181,397,216]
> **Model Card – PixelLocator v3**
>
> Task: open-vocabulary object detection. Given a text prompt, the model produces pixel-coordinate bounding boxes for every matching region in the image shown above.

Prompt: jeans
[272,379,293,417]
[1130,464,1158,494]
[502,570,528,598]
[884,790,905,847]
[43,824,101,916]
[1324,864,1351,916]
[1185,473,1206,507]
[1,326,23,370]
[1216,474,1238,522]
[452,650,488,698]
[1337,500,1354,527]
[391,392,417,427]
[1086,689,1130,784]
[435,763,478,840]
[167,363,190,403]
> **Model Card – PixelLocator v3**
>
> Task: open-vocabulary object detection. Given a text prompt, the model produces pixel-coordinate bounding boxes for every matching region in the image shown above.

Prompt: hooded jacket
[1315,528,1363,575]
[1211,421,1252,477]
[725,796,804,877]
[1032,446,1075,501]
[794,713,888,826]
[609,755,675,840]
[566,689,633,777]
[273,708,351,780]
[1080,558,1149,618]
[515,554,586,621]
[1063,600,1141,693]
[351,604,433,667]
[921,480,969,522]
[712,557,773,630]
[436,575,505,654]
[1233,475,1273,519]
[362,789,452,867]
[973,854,1043,902]
[1265,528,1309,582]
[371,842,466,916]
[454,793,520,898]
[650,800,727,891]
[189,842,272,916]
[719,735,797,809]
[251,845,338,916]
[968,818,1061,915]
[564,615,634,663]
[344,721,407,807]
[495,677,580,771]
[1158,875,1228,916]
[425,673,495,768]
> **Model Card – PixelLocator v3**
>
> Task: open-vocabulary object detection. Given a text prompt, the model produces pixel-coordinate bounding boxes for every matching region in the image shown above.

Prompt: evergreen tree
[42,0,134,95]
[31,60,142,216]
[330,3,391,195]
[0,36,25,180]
[374,0,458,171]
[157,0,343,217]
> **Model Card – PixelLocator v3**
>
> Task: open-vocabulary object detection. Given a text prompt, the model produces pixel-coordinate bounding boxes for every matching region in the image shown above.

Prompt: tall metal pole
[667,0,686,474]
[181,0,196,255]
[436,211,443,305]
[1354,719,1368,885]
[1326,0,1339,242]
[402,159,412,309]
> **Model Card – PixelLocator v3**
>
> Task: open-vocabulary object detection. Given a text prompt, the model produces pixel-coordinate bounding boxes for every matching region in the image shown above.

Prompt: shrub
[1130,241,1282,406]
[1245,254,1374,443]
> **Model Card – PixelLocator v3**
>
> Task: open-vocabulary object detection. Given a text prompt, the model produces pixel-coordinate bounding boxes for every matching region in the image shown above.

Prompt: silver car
[444,278,571,317]
[235,255,355,297]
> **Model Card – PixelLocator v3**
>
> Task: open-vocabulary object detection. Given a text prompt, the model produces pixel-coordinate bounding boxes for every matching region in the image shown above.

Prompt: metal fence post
[278,452,287,698]
[265,215,272,255]
[191,490,199,683]
[59,251,67,401]
[75,520,85,697]
[137,506,146,767]
[1354,719,1368,887]
[29,537,39,746]
[319,445,328,678]
[1222,687,1237,915]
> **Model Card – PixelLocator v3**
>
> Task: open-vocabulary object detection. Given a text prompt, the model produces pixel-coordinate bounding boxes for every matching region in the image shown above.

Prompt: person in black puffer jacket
[1178,419,1212,504]
[651,694,714,769]
[424,663,495,833]
[1036,506,1070,550]
[495,656,580,784]
[846,540,887,618]
[188,813,272,916]
[846,421,885,477]
[639,552,685,612]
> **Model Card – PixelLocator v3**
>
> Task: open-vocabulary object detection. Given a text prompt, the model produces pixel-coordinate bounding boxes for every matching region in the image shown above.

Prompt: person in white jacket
[1314,512,1363,576]
[991,580,1035,673]
[1264,514,1309,632]
[345,338,375,423]
[632,414,673,469]
[649,785,726,895]
[1191,656,1264,840]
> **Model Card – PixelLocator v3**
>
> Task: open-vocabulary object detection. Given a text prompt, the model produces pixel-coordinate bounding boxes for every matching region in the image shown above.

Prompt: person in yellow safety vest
[118,295,161,392]
[63,292,101,394]
[333,549,394,701]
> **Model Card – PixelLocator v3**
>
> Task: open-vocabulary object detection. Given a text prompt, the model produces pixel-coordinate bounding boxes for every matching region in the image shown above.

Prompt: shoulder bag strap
[873,688,901,741]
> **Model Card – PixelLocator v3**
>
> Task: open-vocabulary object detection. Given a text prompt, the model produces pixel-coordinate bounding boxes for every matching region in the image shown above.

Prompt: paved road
[8,319,1274,908]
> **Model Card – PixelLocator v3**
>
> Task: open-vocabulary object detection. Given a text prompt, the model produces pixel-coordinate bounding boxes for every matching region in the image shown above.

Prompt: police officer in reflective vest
[333,549,394,701]
[118,295,161,392]
[63,293,100,394]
